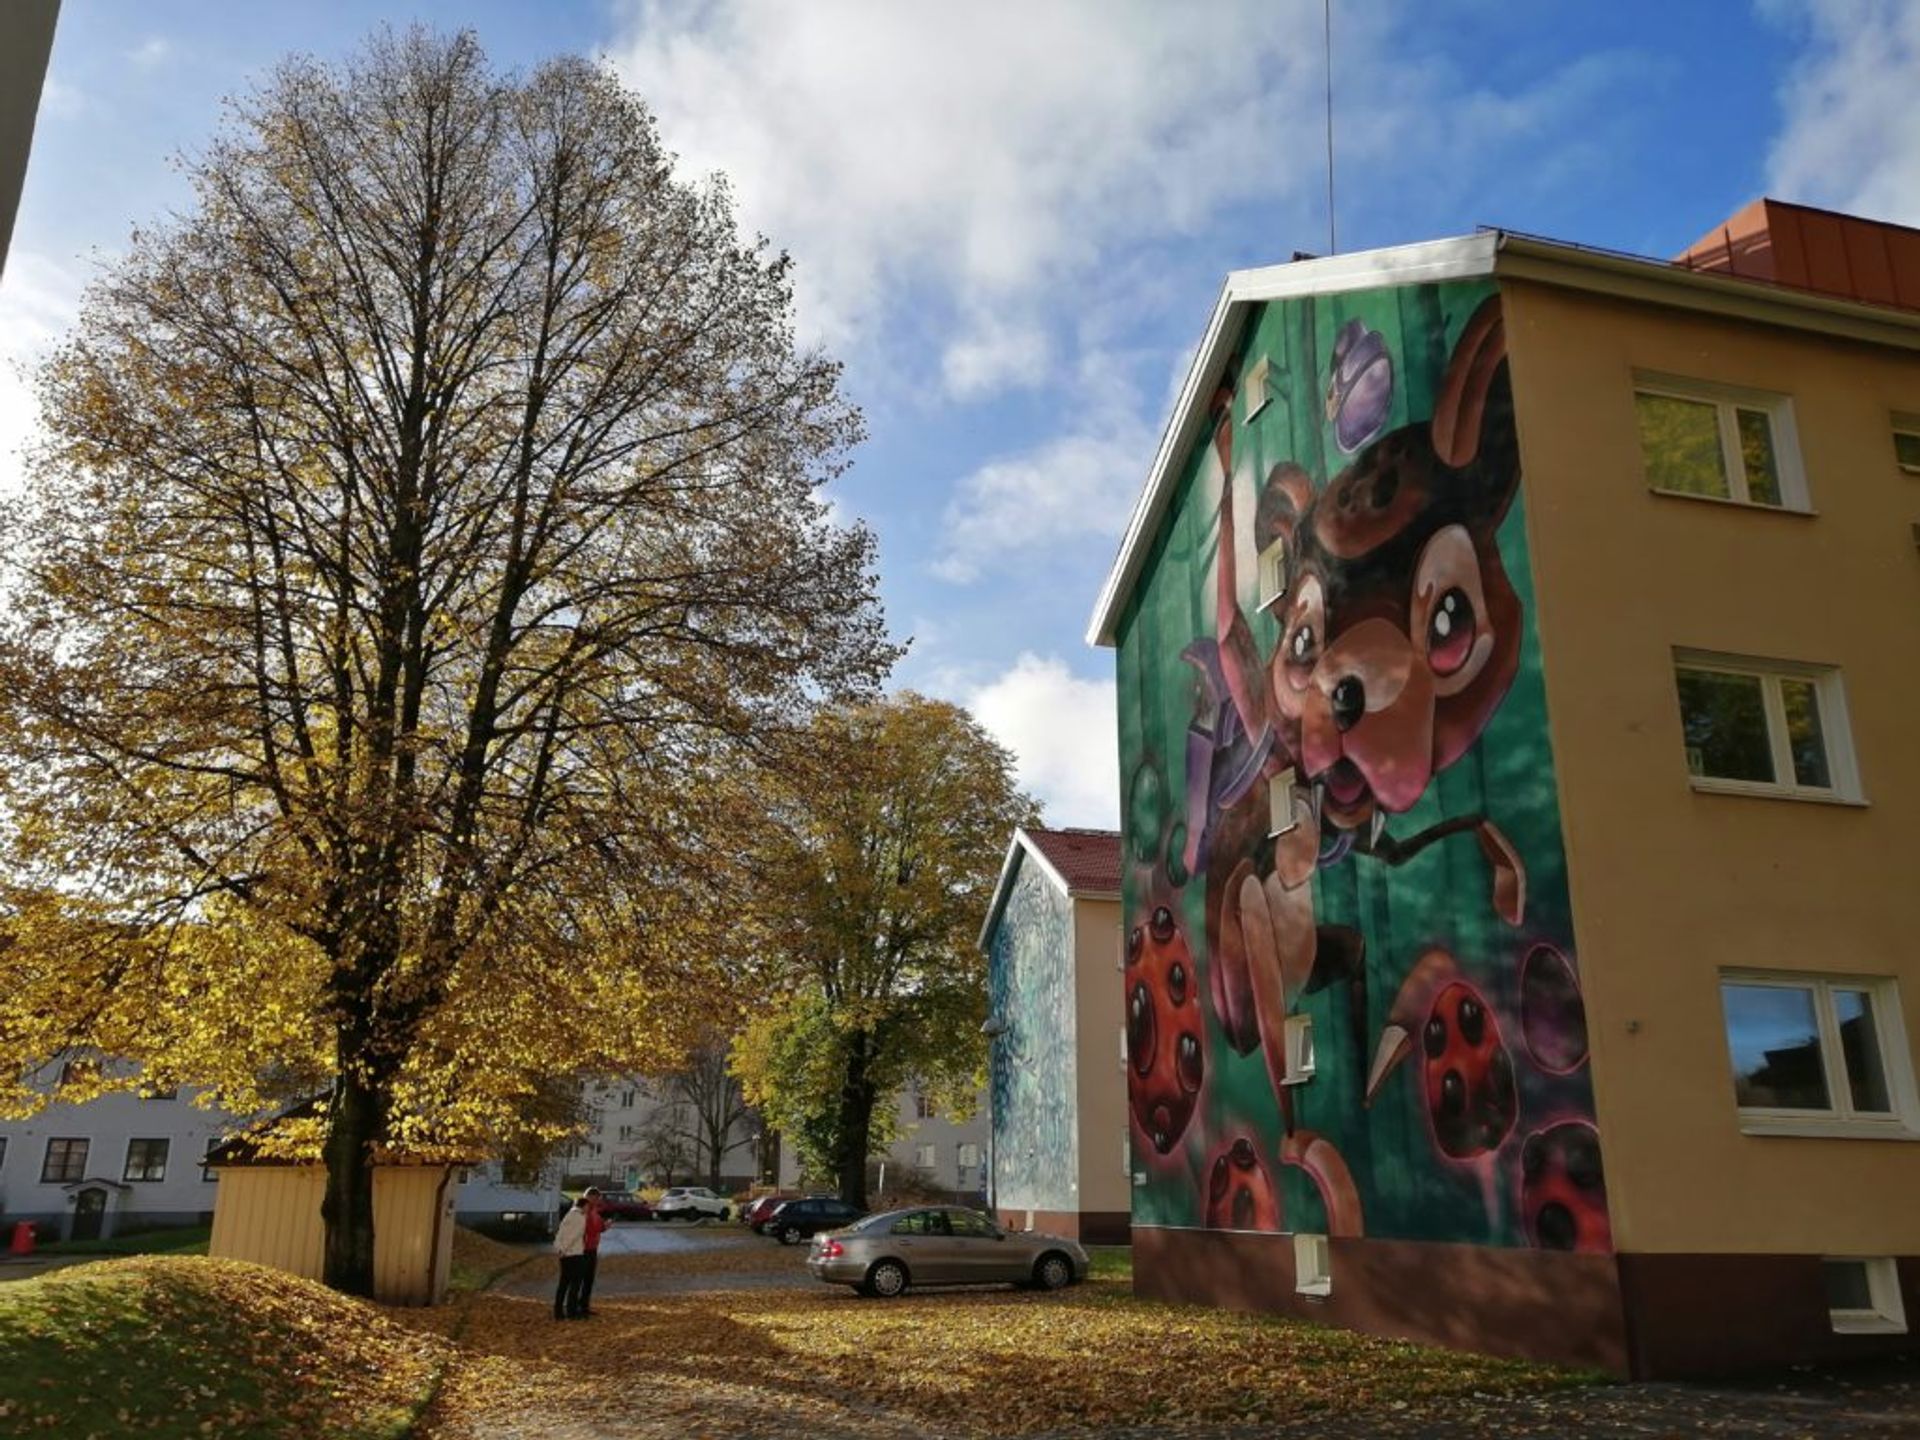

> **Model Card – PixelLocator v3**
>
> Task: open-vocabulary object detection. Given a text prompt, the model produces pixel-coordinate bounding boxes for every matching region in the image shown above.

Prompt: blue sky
[5,0,1917,827]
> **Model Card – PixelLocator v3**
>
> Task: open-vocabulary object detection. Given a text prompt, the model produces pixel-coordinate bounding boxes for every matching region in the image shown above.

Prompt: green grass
[38,1223,211,1257]
[1085,1244,1132,1282]
[0,1255,446,1439]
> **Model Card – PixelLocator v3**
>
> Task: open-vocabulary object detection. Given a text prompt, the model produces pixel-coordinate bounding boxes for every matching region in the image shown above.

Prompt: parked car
[654,1185,731,1221]
[806,1206,1087,1297]
[765,1195,866,1245]
[595,1191,654,1222]
[742,1192,804,1233]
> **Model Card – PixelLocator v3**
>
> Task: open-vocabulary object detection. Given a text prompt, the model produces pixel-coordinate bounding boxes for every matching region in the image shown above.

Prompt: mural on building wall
[988,856,1079,1211]
[1116,283,1608,1254]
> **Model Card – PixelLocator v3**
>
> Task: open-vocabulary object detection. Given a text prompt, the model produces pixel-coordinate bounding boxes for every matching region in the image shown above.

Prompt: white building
[0,1066,229,1242]
[776,1084,991,1204]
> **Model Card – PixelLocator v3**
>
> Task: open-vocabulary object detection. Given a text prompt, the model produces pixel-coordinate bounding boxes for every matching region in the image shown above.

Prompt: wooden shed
[205,1101,471,1306]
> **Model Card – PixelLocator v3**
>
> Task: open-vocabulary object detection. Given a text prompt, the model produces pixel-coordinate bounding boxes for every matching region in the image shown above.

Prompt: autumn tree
[663,1040,754,1190]
[733,694,1036,1208]
[0,29,892,1295]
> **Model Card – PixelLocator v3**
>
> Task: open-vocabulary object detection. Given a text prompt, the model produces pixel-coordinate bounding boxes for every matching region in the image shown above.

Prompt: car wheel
[867,1259,909,1298]
[718,1206,730,1221]
[776,1224,801,1246]
[1034,1252,1074,1291]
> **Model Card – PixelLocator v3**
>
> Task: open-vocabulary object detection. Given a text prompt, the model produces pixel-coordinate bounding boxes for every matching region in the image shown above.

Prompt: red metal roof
[1022,826,1122,895]
[1676,198,1920,313]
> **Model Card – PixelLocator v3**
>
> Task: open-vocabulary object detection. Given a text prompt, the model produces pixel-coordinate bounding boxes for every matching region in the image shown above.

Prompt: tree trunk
[321,1072,381,1296]
[833,1034,876,1209]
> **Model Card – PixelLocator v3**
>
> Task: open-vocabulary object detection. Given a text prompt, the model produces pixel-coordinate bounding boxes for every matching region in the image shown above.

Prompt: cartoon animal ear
[1256,462,1315,551]
[1431,296,1519,527]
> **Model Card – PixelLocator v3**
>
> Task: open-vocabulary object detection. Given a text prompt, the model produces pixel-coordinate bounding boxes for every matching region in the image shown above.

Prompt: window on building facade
[914,1093,937,1120]
[42,1138,89,1182]
[1673,653,1858,801]
[620,1090,636,1108]
[1633,377,1804,509]
[956,1142,980,1171]
[1294,1232,1331,1297]
[1243,355,1271,422]
[124,1138,169,1182]
[1282,1014,1315,1084]
[57,1059,99,1088]
[1720,972,1915,1135]
[1826,1257,1908,1333]
[1893,416,1920,474]
[913,1143,937,1171]
[0,1138,7,1171]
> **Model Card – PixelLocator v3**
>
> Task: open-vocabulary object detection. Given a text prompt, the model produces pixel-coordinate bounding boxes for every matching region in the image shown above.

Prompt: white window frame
[913,1143,937,1171]
[1256,539,1288,615]
[1633,372,1809,511]
[1243,355,1271,423]
[1827,1257,1908,1334]
[1282,1014,1315,1085]
[1672,649,1862,804]
[1293,1232,1331,1297]
[42,1137,89,1183]
[123,1137,169,1183]
[1893,412,1920,476]
[1720,970,1920,1140]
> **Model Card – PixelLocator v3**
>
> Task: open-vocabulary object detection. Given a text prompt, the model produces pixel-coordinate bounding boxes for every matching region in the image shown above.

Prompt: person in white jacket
[552,1197,589,1320]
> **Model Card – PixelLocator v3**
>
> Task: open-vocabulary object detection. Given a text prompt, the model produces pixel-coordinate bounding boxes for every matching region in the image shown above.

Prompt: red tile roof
[1022,826,1122,896]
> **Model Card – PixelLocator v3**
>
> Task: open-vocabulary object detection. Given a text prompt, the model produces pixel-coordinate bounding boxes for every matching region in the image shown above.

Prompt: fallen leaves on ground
[401,1261,1589,1440]
[0,1255,447,1438]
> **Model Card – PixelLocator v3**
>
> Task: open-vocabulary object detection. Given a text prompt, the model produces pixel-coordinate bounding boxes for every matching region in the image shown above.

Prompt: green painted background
[1114,278,1600,1249]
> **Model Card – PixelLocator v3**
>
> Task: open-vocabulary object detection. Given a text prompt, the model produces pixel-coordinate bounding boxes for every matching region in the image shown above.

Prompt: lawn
[37,1223,211,1257]
[0,1255,447,1439]
[408,1247,1599,1439]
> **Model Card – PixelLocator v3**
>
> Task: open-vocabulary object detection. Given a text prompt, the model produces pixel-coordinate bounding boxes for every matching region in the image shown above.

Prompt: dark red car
[595,1191,654,1222]
[743,1193,802,1233]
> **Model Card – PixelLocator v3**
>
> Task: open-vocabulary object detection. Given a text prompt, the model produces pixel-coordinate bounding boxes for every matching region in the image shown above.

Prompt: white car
[654,1185,731,1221]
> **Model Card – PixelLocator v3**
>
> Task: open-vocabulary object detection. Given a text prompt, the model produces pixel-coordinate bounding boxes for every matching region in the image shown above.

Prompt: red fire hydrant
[9,1221,34,1257]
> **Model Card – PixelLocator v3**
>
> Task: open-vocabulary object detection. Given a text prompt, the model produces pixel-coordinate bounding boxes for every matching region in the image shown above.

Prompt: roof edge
[1085,234,1498,648]
[976,828,1120,952]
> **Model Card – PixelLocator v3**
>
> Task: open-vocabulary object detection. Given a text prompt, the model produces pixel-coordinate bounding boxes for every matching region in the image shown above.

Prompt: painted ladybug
[1204,1136,1281,1232]
[1126,902,1204,1154]
[1421,980,1517,1158]
[1520,1121,1611,1253]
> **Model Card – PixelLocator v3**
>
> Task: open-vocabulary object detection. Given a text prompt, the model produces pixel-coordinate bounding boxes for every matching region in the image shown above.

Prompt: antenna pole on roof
[1324,0,1337,255]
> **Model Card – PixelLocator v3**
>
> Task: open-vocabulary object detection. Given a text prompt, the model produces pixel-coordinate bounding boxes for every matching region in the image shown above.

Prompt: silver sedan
[806,1205,1089,1297]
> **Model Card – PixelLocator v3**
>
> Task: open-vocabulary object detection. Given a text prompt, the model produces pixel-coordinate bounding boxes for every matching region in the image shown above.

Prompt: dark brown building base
[1134,1225,1628,1372]
[997,1208,1131,1245]
[1136,1227,1920,1378]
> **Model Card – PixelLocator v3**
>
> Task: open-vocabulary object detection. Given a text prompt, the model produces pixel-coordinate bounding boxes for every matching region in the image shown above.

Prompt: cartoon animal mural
[1116,281,1608,1255]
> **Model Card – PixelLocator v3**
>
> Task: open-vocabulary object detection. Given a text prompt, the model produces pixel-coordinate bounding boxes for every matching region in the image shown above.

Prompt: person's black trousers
[577,1249,599,1316]
[554,1254,587,1319]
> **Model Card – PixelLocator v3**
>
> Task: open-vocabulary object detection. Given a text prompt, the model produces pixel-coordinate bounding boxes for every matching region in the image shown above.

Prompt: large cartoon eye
[1427,587,1476,676]
[1277,577,1325,695]
[1176,1033,1203,1093]
[1410,524,1492,697]
[1128,984,1155,1076]
[1423,1016,1448,1058]
[1456,995,1485,1046]
[1150,906,1176,944]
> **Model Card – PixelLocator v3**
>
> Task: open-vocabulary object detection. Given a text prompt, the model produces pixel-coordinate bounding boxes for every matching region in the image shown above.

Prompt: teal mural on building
[1116,280,1607,1253]
[987,855,1080,1212]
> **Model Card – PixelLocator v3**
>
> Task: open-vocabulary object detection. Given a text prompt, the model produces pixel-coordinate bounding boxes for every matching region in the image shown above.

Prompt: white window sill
[1739,1119,1920,1142]
[1649,487,1816,517]
[1832,1315,1909,1335]
[1688,778,1867,807]
[1296,1281,1332,1299]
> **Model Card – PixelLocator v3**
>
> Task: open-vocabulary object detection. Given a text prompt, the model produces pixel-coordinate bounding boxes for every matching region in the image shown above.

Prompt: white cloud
[127,38,175,71]
[608,0,1339,386]
[941,312,1051,399]
[931,408,1151,584]
[1766,1,1920,225]
[967,652,1117,828]
[0,251,83,498]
